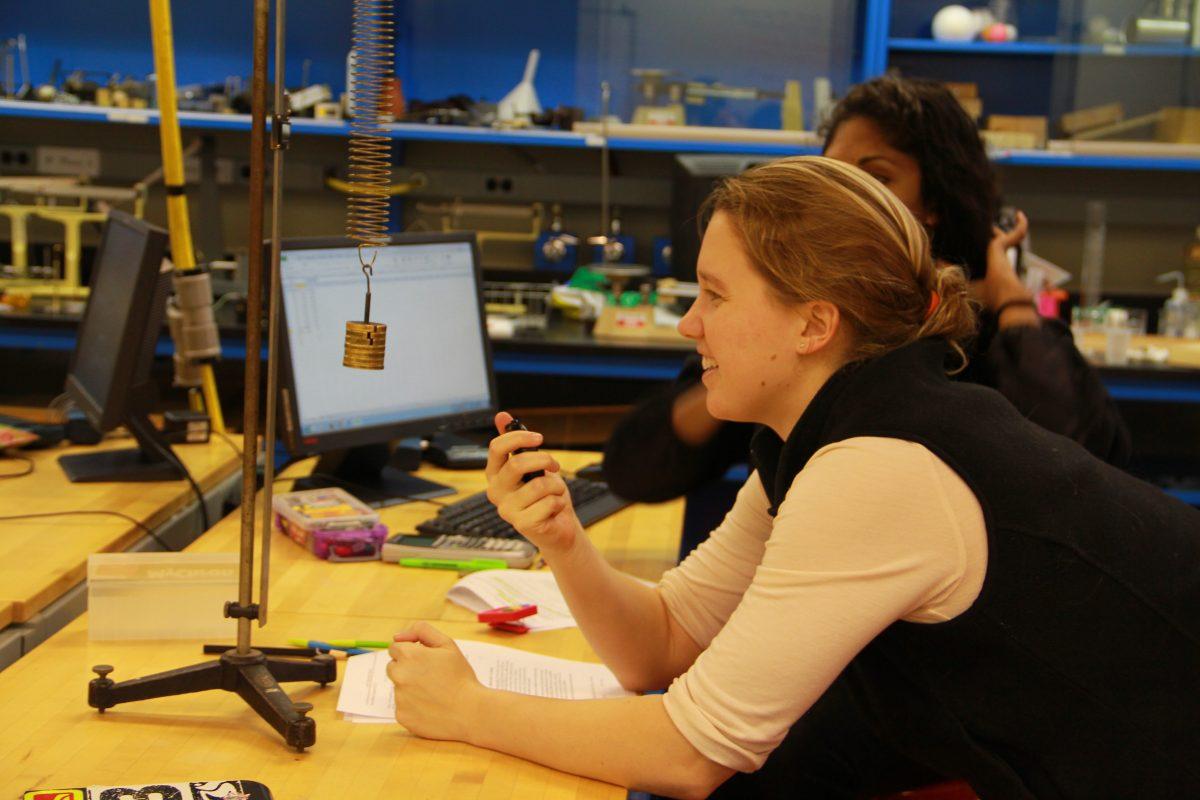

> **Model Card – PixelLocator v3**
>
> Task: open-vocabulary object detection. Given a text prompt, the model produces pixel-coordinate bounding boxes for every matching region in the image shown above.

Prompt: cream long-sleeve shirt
[659,436,988,773]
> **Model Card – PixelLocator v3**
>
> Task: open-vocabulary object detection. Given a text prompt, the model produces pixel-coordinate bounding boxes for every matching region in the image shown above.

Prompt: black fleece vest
[751,339,1200,800]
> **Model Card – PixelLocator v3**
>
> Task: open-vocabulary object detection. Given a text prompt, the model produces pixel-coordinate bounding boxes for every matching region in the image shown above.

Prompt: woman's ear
[921,199,939,229]
[795,300,841,356]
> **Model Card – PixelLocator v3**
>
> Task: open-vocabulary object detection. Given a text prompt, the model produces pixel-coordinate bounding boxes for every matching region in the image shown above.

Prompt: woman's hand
[486,411,583,557]
[388,622,485,742]
[971,210,1039,329]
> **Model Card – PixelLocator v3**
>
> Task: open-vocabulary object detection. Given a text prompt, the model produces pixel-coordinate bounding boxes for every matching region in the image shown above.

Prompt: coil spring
[346,0,394,252]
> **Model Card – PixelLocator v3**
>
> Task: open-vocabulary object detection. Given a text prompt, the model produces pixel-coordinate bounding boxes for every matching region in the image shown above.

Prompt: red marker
[477,603,537,624]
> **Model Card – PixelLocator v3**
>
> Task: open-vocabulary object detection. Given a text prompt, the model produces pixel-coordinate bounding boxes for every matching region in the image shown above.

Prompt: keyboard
[381,477,630,568]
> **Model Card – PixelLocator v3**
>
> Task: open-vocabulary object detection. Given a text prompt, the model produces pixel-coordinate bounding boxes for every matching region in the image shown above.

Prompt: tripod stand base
[88,649,337,751]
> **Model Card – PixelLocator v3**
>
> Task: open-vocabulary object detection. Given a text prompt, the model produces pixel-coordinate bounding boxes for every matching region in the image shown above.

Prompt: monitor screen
[279,234,496,453]
[671,154,769,281]
[60,211,179,484]
[66,211,169,431]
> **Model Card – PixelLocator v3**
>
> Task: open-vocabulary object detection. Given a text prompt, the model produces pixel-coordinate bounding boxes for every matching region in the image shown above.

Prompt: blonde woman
[387,158,1200,799]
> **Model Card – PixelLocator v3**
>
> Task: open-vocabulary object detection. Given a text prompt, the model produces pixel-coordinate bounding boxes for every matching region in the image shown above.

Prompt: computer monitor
[60,210,180,483]
[277,232,498,506]
[670,154,770,281]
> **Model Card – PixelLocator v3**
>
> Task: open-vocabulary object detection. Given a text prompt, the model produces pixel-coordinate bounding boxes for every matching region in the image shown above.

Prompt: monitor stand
[292,442,455,508]
[59,414,183,483]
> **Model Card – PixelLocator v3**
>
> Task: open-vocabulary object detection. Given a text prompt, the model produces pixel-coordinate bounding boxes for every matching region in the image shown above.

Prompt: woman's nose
[677,302,702,340]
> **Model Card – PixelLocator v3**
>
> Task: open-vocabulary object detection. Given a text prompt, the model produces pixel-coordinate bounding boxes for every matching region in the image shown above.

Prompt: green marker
[328,638,390,649]
[397,557,508,572]
[288,638,390,649]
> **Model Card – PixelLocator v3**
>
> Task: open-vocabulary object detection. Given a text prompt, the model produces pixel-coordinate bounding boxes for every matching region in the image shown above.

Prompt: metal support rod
[238,0,270,655]
[600,81,611,242]
[258,0,289,627]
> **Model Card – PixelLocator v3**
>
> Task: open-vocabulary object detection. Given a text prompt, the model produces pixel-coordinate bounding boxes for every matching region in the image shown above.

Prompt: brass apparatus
[342,0,394,370]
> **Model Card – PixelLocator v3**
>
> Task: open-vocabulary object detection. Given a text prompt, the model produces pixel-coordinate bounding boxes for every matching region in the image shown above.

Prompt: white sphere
[932,5,978,42]
[971,8,996,32]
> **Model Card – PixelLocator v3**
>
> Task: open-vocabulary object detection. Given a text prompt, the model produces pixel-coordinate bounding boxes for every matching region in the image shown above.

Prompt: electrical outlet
[36,145,101,178]
[217,158,238,184]
[182,156,238,185]
[485,176,514,193]
[0,145,35,173]
[184,155,201,184]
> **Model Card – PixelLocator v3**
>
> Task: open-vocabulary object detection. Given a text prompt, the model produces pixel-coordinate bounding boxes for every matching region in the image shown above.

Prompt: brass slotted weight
[343,260,386,370]
[343,321,386,369]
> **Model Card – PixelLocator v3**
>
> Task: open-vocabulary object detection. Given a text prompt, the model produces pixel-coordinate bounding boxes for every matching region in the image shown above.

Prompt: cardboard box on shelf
[942,82,982,120]
[1061,103,1125,136]
[980,129,1041,150]
[987,115,1048,148]
[942,81,978,99]
[1157,108,1200,144]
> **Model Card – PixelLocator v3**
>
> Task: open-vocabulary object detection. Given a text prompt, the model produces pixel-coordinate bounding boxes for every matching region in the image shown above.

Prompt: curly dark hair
[820,75,997,280]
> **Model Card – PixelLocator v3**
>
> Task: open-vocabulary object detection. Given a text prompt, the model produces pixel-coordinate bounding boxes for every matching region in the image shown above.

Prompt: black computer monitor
[670,154,771,281]
[277,232,498,506]
[60,210,180,483]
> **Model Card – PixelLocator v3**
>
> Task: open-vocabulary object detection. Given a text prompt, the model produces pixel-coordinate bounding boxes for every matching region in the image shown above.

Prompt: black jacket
[748,338,1200,798]
[604,316,1131,502]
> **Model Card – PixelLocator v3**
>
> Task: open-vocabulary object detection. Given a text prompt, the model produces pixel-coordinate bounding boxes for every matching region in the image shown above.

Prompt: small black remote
[505,418,545,483]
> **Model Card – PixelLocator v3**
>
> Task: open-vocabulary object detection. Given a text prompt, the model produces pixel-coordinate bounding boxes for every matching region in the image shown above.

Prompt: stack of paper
[447,569,576,632]
[337,639,633,723]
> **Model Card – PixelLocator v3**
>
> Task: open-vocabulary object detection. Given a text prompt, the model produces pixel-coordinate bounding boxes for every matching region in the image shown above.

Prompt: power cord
[0,510,175,551]
[214,430,242,458]
[139,430,211,534]
[170,453,211,533]
[0,454,34,478]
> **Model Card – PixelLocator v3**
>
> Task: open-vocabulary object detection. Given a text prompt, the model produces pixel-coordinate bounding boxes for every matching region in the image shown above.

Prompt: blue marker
[302,639,371,656]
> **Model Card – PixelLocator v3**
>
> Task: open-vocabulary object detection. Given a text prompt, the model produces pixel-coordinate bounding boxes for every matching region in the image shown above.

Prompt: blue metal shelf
[0,99,351,136]
[859,0,893,80]
[1103,378,1200,403]
[0,327,79,352]
[0,326,243,359]
[0,99,807,156]
[1,326,690,380]
[0,99,589,145]
[1166,489,1200,506]
[12,324,1200,399]
[384,123,586,149]
[992,150,1200,172]
[888,38,1200,57]
[603,137,821,156]
[491,351,686,381]
[3,99,1197,169]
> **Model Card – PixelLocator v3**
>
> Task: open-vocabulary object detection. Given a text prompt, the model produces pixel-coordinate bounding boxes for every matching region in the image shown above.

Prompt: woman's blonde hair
[701,155,977,367]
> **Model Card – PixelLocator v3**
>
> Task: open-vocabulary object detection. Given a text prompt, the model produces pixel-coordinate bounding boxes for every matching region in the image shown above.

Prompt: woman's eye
[704,289,724,303]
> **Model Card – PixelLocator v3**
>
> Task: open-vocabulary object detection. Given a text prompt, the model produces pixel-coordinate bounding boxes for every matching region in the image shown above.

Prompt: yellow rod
[149,0,226,434]
[198,365,225,432]
[149,0,195,269]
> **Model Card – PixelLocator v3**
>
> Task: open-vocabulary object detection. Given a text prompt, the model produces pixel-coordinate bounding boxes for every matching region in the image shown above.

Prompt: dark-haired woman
[603,76,1129,509]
